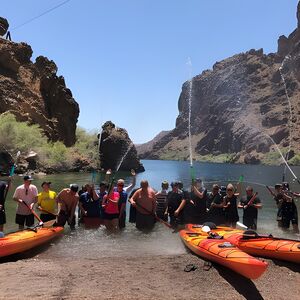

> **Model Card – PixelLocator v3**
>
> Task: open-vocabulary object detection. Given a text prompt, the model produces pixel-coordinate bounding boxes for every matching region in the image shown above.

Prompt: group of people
[0,172,299,234]
[146,179,263,230]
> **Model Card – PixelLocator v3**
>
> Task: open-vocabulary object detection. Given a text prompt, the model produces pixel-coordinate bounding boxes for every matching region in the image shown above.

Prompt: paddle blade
[43,220,56,228]
[236,221,248,229]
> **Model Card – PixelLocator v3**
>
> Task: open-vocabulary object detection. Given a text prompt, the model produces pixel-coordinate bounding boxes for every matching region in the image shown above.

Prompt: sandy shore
[1,249,299,300]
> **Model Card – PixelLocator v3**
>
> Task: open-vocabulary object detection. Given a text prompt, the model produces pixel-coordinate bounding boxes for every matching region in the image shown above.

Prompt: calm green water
[2,159,300,259]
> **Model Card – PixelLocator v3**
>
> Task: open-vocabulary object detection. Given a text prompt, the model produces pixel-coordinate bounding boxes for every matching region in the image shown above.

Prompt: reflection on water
[2,159,300,258]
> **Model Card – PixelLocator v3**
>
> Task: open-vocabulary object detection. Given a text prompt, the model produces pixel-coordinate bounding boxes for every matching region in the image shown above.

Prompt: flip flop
[184,264,197,272]
[203,261,212,271]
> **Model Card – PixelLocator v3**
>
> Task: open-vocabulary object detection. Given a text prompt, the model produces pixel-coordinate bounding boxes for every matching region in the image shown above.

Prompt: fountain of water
[279,55,293,180]
[115,142,133,172]
[186,57,195,181]
[262,133,300,184]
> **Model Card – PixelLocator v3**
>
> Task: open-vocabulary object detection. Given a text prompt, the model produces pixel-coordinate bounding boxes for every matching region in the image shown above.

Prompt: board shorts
[15,213,34,227]
[102,212,119,220]
[40,213,56,222]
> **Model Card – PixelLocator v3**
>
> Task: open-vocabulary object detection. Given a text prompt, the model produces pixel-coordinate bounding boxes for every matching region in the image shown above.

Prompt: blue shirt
[79,192,101,218]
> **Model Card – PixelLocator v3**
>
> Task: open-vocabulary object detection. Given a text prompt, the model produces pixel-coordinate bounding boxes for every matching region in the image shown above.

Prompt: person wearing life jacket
[37,181,57,222]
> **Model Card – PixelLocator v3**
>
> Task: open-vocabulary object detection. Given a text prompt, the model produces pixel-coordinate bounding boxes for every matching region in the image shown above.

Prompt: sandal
[184,264,197,272]
[203,261,212,271]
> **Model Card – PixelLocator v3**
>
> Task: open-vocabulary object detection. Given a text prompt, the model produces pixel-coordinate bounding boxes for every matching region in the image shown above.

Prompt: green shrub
[0,113,99,171]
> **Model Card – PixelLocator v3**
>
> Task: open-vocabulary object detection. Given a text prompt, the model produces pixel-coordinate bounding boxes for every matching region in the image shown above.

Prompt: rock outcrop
[99,121,145,172]
[0,18,79,146]
[138,3,300,164]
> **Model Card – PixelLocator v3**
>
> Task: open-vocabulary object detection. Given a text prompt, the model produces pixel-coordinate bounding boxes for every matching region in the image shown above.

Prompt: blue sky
[2,0,299,143]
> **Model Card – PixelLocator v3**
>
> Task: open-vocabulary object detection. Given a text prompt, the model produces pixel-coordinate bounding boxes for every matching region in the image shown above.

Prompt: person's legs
[15,214,26,230]
[25,214,35,227]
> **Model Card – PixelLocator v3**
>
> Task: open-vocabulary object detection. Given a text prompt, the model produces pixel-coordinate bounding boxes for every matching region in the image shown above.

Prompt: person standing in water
[238,186,262,230]
[55,184,79,230]
[129,180,156,230]
[0,177,11,232]
[13,175,38,229]
[155,181,169,221]
[223,183,239,228]
[37,182,57,222]
[165,182,186,228]
[207,184,225,225]
[184,179,207,224]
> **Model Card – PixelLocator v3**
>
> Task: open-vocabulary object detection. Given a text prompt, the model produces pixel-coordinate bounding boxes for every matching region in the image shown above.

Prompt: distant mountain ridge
[137,2,300,165]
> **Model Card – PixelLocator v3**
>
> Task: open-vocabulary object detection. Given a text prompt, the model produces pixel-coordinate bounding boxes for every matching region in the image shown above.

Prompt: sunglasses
[25,189,28,195]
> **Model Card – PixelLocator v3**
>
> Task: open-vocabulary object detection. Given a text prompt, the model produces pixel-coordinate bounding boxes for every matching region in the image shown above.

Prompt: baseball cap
[41,181,51,187]
[23,175,33,181]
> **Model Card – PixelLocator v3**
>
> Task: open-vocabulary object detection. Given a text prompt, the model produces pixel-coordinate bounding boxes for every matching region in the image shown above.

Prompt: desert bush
[0,113,98,171]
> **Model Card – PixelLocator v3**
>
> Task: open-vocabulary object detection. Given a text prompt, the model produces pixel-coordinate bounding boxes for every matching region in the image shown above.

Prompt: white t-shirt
[13,184,38,215]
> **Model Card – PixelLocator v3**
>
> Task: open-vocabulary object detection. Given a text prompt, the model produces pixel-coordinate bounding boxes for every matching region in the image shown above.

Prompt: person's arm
[124,169,136,194]
[129,190,139,207]
[238,201,244,209]
[174,199,186,216]
[69,196,79,222]
[78,201,87,216]
[192,185,204,198]
[282,193,292,202]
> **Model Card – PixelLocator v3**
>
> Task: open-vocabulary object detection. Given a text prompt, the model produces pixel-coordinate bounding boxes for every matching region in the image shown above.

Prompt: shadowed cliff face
[99,121,145,172]
[0,19,79,146]
[138,3,300,164]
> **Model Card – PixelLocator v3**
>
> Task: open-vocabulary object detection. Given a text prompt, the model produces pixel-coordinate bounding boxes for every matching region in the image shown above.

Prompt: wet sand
[1,248,300,300]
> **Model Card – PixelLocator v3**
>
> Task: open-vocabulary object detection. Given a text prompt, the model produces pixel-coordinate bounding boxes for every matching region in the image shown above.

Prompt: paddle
[241,192,258,209]
[21,201,44,226]
[266,185,276,197]
[236,221,300,242]
[134,201,172,229]
[38,207,58,217]
[3,151,21,202]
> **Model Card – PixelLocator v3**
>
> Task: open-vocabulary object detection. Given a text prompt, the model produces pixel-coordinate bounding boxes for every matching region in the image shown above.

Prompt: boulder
[99,121,144,172]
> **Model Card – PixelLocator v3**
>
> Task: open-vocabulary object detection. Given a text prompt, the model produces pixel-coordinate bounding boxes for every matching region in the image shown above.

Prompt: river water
[2,159,300,259]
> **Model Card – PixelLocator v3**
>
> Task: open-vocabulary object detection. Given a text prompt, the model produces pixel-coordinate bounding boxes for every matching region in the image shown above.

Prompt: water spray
[279,55,293,182]
[187,57,195,183]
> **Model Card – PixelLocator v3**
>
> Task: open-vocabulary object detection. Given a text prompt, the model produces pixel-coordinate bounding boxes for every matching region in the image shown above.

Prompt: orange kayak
[186,224,300,263]
[0,226,63,258]
[180,229,267,279]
